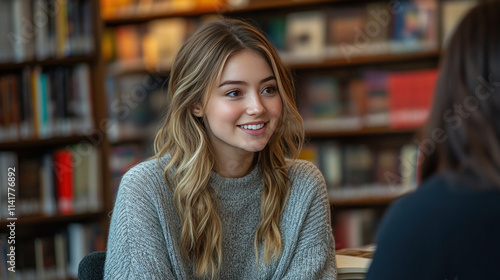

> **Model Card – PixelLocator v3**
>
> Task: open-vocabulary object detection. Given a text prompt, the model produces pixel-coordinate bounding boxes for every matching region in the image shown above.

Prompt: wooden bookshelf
[0,55,96,71]
[98,0,445,253]
[0,0,110,278]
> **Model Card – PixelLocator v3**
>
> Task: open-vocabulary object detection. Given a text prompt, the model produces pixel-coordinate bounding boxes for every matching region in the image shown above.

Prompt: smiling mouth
[238,123,267,130]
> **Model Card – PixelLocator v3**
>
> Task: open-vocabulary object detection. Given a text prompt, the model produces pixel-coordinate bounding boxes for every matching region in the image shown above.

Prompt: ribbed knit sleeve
[278,160,337,280]
[104,162,176,280]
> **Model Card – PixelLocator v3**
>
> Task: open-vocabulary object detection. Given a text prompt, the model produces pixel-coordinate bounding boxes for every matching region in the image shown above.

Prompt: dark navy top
[366,171,500,280]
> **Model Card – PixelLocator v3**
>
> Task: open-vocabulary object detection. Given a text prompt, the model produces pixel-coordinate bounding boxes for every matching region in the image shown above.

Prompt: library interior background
[0,0,480,278]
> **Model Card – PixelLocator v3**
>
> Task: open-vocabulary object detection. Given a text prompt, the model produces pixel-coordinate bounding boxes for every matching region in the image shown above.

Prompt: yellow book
[56,0,68,57]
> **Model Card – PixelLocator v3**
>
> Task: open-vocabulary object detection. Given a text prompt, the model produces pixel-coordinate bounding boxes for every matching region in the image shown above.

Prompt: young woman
[104,19,337,279]
[366,1,500,279]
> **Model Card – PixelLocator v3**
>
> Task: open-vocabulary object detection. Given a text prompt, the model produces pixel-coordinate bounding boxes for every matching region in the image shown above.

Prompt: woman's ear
[191,104,203,117]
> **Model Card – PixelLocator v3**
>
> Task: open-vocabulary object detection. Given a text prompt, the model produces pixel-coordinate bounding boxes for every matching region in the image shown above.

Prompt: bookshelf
[99,0,476,252]
[0,0,110,278]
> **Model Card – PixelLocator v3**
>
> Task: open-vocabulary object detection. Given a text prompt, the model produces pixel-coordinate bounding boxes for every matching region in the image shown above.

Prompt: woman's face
[194,50,283,159]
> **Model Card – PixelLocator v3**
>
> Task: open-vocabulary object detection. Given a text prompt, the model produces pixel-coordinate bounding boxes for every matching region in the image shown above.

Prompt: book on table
[336,245,375,280]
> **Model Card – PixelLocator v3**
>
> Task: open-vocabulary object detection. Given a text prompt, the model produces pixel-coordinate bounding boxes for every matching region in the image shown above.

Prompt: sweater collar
[209,164,262,202]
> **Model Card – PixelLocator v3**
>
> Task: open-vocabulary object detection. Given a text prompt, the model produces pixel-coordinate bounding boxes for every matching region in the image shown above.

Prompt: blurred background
[0,0,479,278]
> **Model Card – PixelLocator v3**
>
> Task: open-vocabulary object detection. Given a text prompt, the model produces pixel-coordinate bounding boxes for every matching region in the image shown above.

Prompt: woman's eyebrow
[218,76,276,87]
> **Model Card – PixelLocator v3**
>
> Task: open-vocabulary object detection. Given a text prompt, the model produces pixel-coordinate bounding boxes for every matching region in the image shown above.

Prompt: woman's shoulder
[120,154,172,189]
[286,159,322,176]
[285,158,326,194]
[286,158,324,181]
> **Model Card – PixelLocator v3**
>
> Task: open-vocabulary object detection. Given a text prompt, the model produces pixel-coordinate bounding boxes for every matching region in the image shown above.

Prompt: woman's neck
[214,153,256,178]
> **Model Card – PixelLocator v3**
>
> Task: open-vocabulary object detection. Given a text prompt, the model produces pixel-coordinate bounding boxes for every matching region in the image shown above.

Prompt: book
[387,69,438,129]
[299,75,363,132]
[147,17,188,69]
[41,153,57,216]
[336,255,372,280]
[266,15,287,52]
[374,148,400,186]
[285,10,326,63]
[363,71,389,127]
[363,2,391,54]
[53,149,74,215]
[334,210,380,250]
[18,158,42,216]
[400,144,419,189]
[319,141,342,194]
[114,25,142,63]
[336,245,375,280]
[390,0,438,53]
[300,76,342,120]
[326,6,368,59]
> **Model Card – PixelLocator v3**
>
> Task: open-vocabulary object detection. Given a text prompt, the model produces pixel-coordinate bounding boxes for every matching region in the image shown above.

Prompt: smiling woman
[192,50,283,176]
[104,18,337,280]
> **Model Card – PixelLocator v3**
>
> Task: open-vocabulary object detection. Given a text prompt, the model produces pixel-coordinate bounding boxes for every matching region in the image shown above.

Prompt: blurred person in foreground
[366,1,500,279]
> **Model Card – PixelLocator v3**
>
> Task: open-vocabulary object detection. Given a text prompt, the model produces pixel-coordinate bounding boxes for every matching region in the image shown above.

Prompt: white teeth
[241,123,265,130]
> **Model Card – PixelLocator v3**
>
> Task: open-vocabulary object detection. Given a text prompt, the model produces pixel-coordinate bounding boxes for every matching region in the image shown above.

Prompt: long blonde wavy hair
[154,18,304,278]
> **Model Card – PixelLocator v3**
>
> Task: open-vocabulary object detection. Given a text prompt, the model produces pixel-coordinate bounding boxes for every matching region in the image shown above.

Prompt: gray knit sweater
[104,156,337,279]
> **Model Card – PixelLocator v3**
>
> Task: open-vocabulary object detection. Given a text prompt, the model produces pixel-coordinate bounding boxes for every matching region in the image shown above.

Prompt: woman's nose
[246,94,266,115]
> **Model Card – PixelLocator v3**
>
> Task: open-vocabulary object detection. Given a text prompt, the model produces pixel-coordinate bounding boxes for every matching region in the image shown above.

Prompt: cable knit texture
[104,156,337,279]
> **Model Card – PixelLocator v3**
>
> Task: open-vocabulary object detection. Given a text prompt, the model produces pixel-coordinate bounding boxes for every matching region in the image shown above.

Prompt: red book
[388,69,439,129]
[53,149,74,214]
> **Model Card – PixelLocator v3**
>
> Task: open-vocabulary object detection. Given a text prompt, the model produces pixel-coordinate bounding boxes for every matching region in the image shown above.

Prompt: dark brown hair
[419,0,500,188]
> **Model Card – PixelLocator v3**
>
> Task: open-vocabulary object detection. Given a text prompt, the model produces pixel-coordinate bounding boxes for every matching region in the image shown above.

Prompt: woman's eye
[263,86,277,95]
[226,90,241,97]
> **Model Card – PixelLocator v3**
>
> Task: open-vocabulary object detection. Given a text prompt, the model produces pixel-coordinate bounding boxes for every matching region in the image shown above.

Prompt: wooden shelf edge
[103,0,344,25]
[306,126,416,138]
[0,133,103,150]
[329,192,413,207]
[107,50,440,76]
[0,55,95,70]
[289,50,441,69]
[0,211,106,228]
[226,0,344,13]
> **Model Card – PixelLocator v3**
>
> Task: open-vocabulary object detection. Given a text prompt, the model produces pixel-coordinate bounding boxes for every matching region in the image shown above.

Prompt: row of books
[105,73,167,142]
[299,142,418,201]
[100,0,223,19]
[0,223,104,280]
[0,0,95,63]
[334,208,384,250]
[0,64,94,142]
[102,68,436,145]
[298,68,439,131]
[101,0,475,58]
[260,0,438,63]
[0,143,102,220]
[103,0,438,72]
[102,16,206,72]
